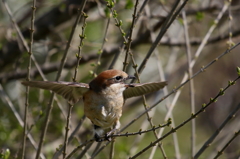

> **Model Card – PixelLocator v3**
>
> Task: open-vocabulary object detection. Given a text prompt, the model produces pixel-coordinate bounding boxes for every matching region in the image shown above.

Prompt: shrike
[22,69,167,141]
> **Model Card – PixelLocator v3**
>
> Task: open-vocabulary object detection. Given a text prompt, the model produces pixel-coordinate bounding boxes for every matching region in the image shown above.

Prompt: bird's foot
[93,125,118,142]
[104,129,117,141]
[94,133,104,142]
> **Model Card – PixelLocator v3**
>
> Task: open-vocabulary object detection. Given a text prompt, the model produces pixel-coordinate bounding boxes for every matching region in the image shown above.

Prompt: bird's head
[89,69,135,92]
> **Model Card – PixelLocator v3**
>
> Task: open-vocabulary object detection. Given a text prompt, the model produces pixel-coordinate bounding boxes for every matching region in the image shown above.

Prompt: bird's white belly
[92,105,118,128]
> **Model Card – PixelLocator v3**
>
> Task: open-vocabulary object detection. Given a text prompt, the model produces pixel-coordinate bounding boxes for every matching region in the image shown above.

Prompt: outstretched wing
[21,81,89,104]
[123,81,167,99]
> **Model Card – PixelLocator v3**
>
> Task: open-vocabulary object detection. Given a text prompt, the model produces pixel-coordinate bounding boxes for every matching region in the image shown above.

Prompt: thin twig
[21,0,36,158]
[94,17,110,74]
[104,122,170,141]
[227,0,234,48]
[35,1,87,158]
[62,104,73,159]
[73,12,88,82]
[122,0,139,71]
[109,140,115,159]
[62,11,88,159]
[181,4,195,157]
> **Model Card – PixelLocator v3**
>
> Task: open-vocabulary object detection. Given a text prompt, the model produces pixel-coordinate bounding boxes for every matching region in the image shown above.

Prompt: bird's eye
[115,76,122,81]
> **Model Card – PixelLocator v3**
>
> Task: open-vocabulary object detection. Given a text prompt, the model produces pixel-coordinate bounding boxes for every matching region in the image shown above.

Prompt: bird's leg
[105,120,120,141]
[104,129,117,141]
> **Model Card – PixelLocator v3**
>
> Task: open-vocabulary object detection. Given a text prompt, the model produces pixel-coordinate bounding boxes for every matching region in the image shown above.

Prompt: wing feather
[123,81,167,99]
[21,81,89,104]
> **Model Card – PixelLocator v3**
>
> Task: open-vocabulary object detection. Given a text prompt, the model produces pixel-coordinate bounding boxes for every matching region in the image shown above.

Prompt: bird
[21,69,167,142]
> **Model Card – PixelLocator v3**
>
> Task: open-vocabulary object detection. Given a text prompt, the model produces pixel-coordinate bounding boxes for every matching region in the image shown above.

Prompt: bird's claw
[104,129,118,141]
[104,133,112,142]
[94,130,117,142]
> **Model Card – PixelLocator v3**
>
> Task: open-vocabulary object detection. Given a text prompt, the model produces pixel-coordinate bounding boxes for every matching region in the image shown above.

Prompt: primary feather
[21,81,89,104]
[123,81,167,99]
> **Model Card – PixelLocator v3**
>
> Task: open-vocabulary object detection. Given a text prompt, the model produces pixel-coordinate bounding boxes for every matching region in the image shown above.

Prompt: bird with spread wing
[22,69,167,142]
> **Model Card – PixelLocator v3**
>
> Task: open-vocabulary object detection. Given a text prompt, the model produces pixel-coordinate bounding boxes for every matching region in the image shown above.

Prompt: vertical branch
[122,0,139,72]
[21,0,36,158]
[73,12,88,82]
[62,12,88,159]
[35,1,87,158]
[181,4,195,157]
[109,140,115,159]
[94,17,110,74]
[62,103,73,159]
[227,0,233,48]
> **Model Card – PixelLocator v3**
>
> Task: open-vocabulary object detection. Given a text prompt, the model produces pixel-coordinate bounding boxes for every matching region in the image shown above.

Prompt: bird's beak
[127,75,136,80]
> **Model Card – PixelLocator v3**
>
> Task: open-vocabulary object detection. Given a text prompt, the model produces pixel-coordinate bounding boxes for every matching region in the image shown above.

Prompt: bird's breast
[83,90,124,128]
